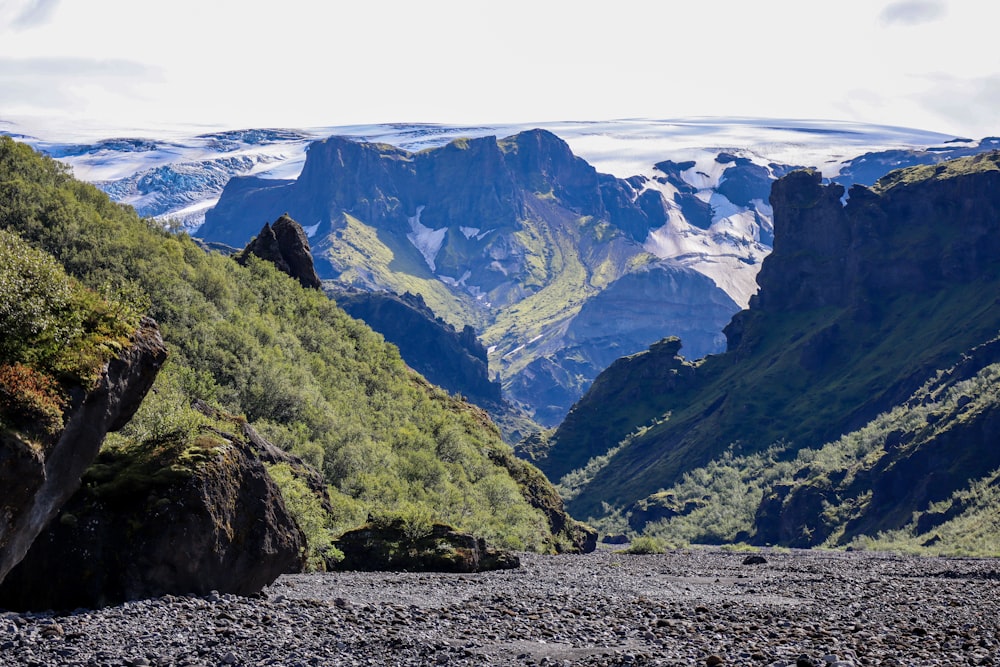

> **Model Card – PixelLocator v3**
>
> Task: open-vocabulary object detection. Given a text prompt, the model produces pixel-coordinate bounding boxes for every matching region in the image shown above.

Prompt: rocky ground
[1,547,999,666]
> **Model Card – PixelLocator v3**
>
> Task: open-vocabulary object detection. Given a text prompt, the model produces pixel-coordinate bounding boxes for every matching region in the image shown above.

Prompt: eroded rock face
[0,429,306,611]
[0,317,167,586]
[334,521,519,573]
[236,214,321,289]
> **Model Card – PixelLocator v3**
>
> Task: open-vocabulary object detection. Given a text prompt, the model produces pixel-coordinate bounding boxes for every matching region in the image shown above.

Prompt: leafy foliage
[0,363,66,440]
[267,462,342,570]
[621,536,667,554]
[0,224,142,447]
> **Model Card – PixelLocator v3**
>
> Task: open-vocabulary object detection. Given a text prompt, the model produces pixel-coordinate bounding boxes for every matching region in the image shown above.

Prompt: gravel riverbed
[2,547,999,666]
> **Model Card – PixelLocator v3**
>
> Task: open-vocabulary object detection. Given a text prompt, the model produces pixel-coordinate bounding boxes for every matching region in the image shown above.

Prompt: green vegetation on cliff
[0,227,142,444]
[550,151,1000,555]
[0,136,589,557]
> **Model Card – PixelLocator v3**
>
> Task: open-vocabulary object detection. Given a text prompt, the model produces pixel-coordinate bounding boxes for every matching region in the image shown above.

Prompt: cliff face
[549,152,1000,544]
[332,288,502,407]
[0,317,167,585]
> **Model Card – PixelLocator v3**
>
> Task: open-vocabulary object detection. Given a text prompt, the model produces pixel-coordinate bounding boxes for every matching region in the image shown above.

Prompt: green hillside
[547,152,1000,554]
[0,136,590,558]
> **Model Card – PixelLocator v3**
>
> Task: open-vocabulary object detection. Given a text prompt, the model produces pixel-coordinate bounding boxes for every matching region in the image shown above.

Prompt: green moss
[874,150,1000,191]
[621,536,667,554]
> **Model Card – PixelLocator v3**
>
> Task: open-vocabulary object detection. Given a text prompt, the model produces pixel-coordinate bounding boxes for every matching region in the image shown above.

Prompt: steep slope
[0,136,593,555]
[550,152,1000,549]
[330,287,501,407]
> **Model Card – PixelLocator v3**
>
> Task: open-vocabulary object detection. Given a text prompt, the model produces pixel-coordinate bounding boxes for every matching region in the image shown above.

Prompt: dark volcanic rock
[236,214,321,289]
[0,317,167,586]
[334,521,520,573]
[0,421,305,611]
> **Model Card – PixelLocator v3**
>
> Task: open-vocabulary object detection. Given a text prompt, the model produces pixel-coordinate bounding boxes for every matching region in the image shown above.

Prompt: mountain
[330,288,502,406]
[5,118,978,426]
[198,129,759,426]
[0,136,594,561]
[545,151,1000,554]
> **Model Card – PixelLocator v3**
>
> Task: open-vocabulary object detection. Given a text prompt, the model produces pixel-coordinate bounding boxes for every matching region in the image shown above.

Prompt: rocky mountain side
[14,119,979,427]
[236,214,321,289]
[0,135,591,568]
[199,130,762,424]
[330,287,501,407]
[546,151,1000,552]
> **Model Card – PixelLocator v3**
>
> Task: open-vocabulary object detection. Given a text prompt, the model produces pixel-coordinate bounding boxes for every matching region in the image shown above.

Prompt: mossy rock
[333,520,520,573]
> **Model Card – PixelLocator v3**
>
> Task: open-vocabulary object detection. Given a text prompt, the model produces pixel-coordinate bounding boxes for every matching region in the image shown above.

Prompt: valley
[5,118,1000,564]
[10,118,982,430]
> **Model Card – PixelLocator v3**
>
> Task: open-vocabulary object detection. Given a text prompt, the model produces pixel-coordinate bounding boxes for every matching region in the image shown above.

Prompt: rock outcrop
[0,419,306,611]
[0,317,167,586]
[334,520,519,573]
[236,214,321,289]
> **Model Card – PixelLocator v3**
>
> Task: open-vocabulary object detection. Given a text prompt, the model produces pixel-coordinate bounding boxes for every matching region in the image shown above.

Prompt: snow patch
[406,206,447,272]
[708,192,741,223]
[303,220,321,238]
[438,270,472,287]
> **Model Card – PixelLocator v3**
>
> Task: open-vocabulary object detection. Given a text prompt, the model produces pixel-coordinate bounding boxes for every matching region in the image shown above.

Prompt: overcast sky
[0,0,997,140]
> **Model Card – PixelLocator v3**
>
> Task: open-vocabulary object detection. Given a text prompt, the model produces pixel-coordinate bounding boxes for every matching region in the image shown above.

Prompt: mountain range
[6,119,998,430]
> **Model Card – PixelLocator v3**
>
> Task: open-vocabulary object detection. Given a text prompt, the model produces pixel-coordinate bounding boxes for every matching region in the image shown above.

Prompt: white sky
[1,0,998,140]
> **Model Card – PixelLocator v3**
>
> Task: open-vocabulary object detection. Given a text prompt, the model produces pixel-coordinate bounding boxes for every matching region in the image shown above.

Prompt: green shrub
[623,535,668,554]
[267,462,342,570]
[0,362,66,440]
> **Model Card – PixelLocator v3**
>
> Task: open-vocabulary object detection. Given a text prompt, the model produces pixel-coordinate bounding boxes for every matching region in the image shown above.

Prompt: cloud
[6,0,61,30]
[0,56,151,78]
[879,0,947,27]
[910,73,1000,138]
[0,57,160,116]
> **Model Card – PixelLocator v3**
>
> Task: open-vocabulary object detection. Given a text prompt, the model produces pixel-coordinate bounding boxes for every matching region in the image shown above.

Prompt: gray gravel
[2,547,999,666]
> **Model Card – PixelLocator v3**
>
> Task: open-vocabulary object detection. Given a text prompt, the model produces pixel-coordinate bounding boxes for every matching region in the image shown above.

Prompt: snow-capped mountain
[5,117,988,427]
[5,117,966,308]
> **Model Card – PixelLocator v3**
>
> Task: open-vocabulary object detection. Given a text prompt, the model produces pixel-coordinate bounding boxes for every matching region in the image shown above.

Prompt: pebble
[0,548,998,665]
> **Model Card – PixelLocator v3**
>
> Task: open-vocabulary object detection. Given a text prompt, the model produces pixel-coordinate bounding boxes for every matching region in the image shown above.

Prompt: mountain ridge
[199,129,750,426]
[546,151,1000,553]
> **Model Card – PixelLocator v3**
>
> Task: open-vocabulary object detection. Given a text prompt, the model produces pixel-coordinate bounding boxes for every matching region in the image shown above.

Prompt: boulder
[0,422,306,611]
[0,317,167,585]
[334,520,519,573]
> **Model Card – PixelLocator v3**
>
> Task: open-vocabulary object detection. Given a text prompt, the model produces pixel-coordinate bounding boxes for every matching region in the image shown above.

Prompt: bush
[267,462,342,570]
[0,363,66,441]
[622,535,668,554]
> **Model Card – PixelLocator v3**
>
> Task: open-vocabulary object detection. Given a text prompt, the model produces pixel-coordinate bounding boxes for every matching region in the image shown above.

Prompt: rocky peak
[236,214,321,289]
